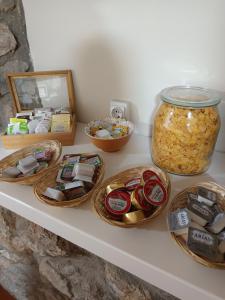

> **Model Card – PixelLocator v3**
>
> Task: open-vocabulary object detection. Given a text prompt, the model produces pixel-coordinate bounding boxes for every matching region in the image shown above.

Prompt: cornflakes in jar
[151,86,222,175]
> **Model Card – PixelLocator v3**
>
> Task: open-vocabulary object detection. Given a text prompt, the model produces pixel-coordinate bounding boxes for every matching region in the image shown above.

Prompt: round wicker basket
[169,182,225,269]
[0,140,62,185]
[92,165,170,228]
[34,153,104,207]
[84,118,134,152]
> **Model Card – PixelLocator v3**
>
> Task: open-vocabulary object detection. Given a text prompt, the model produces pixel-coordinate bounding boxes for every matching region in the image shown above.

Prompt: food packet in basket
[187,227,223,262]
[168,208,191,235]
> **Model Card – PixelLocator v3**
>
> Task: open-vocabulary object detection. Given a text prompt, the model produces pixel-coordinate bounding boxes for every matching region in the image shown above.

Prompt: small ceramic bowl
[84,118,134,152]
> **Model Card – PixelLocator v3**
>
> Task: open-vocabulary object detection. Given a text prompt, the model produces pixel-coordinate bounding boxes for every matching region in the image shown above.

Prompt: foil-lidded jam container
[106,183,125,195]
[105,190,131,217]
[143,179,167,206]
[125,177,141,191]
[131,186,153,211]
[141,170,161,185]
[123,210,145,224]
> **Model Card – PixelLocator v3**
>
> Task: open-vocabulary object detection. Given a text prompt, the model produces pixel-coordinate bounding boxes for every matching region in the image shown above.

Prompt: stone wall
[0,0,32,132]
[0,207,178,300]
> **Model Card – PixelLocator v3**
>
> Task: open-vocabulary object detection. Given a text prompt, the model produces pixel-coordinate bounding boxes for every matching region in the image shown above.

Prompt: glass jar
[151,86,222,175]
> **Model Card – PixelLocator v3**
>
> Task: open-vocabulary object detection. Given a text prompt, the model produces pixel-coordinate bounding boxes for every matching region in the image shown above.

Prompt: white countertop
[0,123,225,300]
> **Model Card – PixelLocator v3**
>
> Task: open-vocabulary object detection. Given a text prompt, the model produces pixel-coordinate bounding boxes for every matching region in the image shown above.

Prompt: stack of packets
[168,186,225,262]
[86,118,130,139]
[42,154,102,202]
[103,169,168,224]
[6,107,71,135]
[2,147,54,178]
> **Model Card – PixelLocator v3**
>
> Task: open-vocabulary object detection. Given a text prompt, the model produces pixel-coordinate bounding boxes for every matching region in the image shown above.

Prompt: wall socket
[110,99,130,119]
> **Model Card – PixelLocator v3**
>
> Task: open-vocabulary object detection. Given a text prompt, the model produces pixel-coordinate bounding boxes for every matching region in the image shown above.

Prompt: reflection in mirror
[14,76,69,110]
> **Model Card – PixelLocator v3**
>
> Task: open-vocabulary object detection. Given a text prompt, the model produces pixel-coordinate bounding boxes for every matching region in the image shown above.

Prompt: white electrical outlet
[110,99,130,119]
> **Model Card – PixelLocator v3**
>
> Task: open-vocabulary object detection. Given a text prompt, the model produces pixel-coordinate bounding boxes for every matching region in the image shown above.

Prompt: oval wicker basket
[0,140,62,185]
[169,182,225,269]
[92,165,170,228]
[34,153,104,207]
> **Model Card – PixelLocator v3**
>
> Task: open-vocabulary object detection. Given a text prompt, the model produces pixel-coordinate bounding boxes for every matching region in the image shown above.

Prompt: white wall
[23,0,225,149]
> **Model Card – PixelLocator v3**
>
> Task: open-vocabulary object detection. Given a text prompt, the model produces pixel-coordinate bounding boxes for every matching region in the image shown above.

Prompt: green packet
[7,121,29,135]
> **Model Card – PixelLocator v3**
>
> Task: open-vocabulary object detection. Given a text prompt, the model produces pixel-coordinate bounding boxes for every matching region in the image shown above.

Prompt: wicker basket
[92,165,170,228]
[0,140,62,185]
[169,182,225,269]
[34,153,104,207]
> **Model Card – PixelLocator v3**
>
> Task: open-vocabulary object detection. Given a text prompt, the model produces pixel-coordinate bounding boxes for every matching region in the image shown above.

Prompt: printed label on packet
[149,185,164,203]
[64,181,84,190]
[125,178,141,190]
[143,180,167,206]
[67,156,80,164]
[192,202,213,219]
[105,190,131,215]
[126,178,140,187]
[142,170,161,183]
[83,156,101,166]
[191,229,214,246]
[63,155,80,165]
[187,227,220,260]
[187,192,198,202]
[177,211,189,227]
[34,147,45,160]
[108,198,127,211]
[61,164,75,179]
[168,208,190,233]
[198,187,217,202]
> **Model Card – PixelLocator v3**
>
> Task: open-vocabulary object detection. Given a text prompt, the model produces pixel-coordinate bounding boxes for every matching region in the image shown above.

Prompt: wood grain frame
[6,70,76,114]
